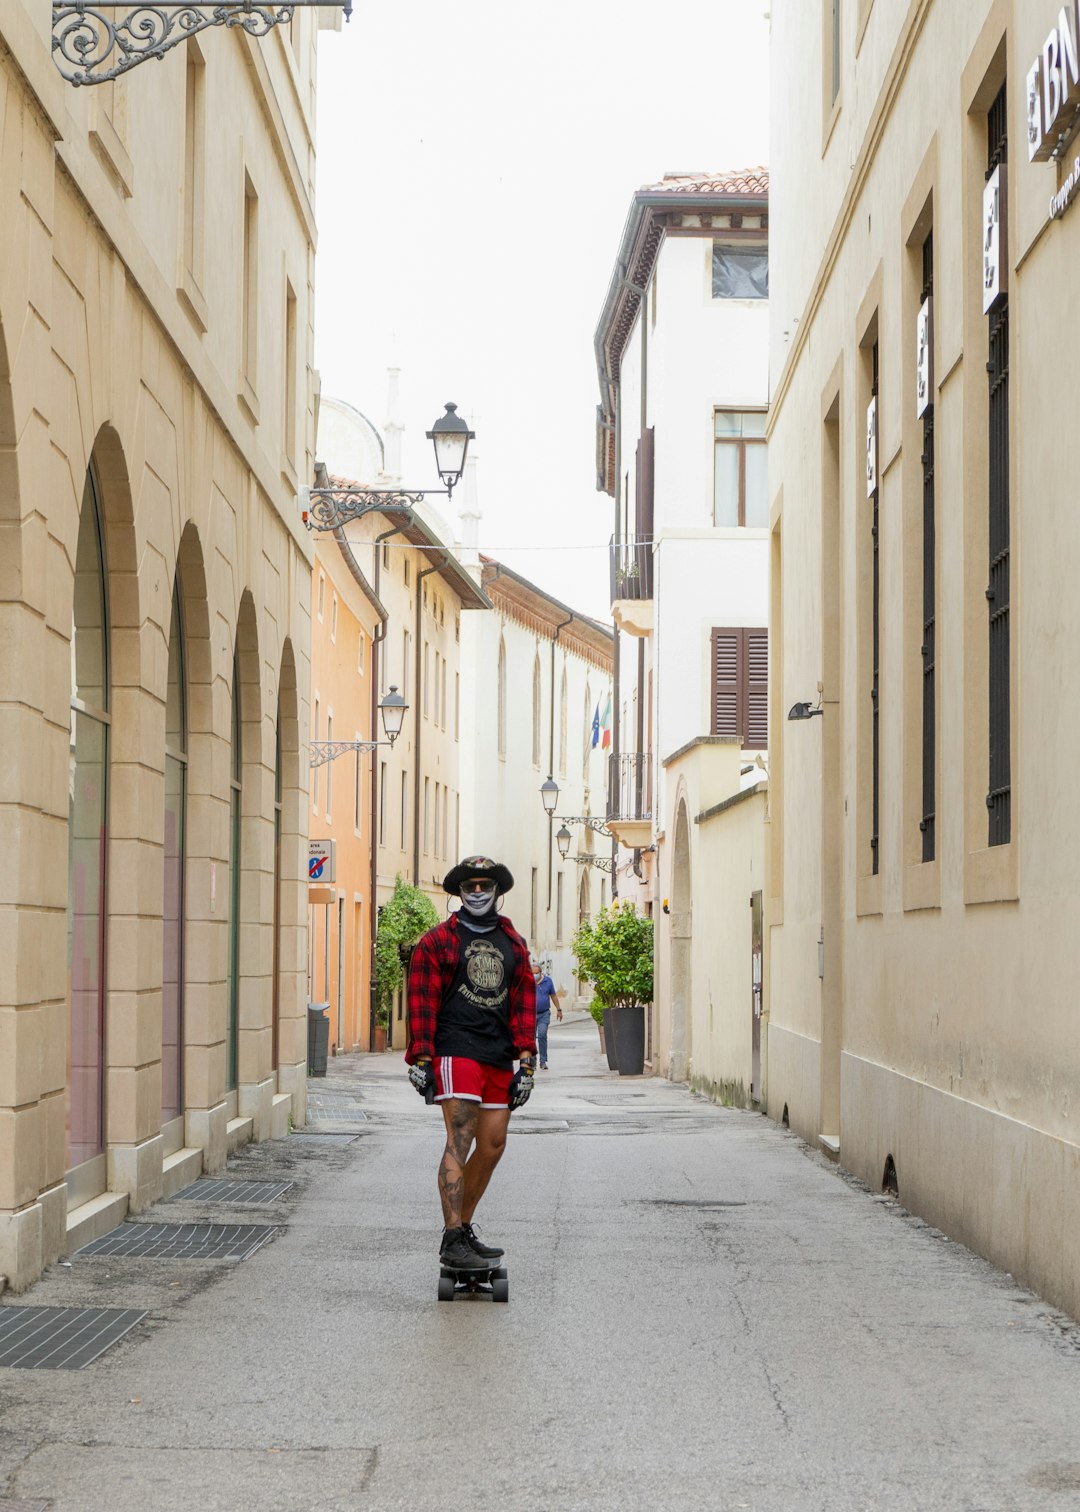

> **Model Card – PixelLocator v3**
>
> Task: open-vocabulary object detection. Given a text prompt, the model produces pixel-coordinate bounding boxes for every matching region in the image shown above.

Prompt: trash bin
[307,1002,330,1077]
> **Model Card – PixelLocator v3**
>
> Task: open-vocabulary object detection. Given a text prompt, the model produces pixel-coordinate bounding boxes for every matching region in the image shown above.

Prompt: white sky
[313,1,771,623]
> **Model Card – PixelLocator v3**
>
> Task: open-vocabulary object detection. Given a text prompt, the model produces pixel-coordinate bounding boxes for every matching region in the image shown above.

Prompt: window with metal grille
[986,80,1011,847]
[870,340,880,875]
[920,231,936,862]
[710,627,768,749]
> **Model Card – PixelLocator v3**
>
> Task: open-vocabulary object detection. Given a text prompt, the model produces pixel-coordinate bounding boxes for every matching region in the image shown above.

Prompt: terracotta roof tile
[639,167,769,198]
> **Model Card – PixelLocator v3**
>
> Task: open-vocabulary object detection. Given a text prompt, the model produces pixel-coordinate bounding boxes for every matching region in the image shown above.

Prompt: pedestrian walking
[530,955,562,1069]
[405,855,537,1273]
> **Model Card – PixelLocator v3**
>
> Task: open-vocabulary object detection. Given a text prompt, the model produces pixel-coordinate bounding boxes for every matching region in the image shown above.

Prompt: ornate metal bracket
[569,855,613,873]
[52,2,350,87]
[309,739,381,770]
[301,486,438,532]
[556,815,613,839]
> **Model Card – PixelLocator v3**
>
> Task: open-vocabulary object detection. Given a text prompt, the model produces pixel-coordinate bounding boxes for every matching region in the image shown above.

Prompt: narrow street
[2,1019,1079,1512]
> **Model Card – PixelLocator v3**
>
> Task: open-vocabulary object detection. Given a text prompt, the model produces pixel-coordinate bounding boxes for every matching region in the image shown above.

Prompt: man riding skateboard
[405,855,537,1273]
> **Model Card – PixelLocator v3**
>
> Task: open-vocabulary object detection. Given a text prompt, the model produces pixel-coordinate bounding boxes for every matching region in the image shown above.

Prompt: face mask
[460,887,497,918]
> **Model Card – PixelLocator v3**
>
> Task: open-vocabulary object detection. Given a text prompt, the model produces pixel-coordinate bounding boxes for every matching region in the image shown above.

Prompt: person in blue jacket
[530,956,562,1069]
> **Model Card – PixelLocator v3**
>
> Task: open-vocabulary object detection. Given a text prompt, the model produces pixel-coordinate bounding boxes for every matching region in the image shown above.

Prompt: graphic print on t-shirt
[463,938,508,1004]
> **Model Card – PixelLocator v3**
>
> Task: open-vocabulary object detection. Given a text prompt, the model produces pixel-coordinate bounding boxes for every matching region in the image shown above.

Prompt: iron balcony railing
[609,535,653,603]
[607,752,653,825]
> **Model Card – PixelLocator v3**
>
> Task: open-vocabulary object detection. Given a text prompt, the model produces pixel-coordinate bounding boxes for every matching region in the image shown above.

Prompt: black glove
[409,1059,436,1101]
[508,1056,535,1110]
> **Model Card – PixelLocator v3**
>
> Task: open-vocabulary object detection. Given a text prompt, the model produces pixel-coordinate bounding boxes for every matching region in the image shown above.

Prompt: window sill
[964,842,1018,905]
[280,452,298,493]
[177,265,208,334]
[822,92,842,157]
[855,871,883,918]
[237,374,261,427]
[89,110,134,199]
[903,857,940,912]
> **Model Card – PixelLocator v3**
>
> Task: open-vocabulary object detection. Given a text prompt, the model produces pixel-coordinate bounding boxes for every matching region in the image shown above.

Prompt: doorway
[669,797,692,1081]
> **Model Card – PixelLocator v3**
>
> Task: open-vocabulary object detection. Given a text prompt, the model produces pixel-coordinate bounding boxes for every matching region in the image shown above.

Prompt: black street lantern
[540,775,560,817]
[556,825,572,861]
[379,685,408,746]
[426,403,475,496]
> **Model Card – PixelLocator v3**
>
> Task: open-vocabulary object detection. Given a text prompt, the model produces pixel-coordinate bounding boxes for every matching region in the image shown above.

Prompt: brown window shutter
[711,628,739,737]
[639,427,655,542]
[745,629,769,750]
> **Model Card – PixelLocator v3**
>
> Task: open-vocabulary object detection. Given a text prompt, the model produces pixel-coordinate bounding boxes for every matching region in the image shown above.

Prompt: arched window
[68,467,109,1181]
[226,652,242,1093]
[531,655,542,767]
[271,702,282,1072]
[162,580,187,1131]
[559,668,568,778]
[497,638,507,758]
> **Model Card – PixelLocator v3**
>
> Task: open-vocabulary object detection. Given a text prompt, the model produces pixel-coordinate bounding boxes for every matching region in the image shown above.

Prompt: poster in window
[865,395,878,498]
[982,164,1007,313]
[916,297,932,418]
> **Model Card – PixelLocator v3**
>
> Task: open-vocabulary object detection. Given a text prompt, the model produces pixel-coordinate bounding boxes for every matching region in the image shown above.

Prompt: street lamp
[427,403,475,496]
[540,775,560,816]
[556,824,572,860]
[378,686,408,747]
[303,403,476,531]
[310,685,410,767]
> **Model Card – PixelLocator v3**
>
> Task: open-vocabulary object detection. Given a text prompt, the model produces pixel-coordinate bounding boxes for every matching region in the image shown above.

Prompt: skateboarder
[405,855,537,1274]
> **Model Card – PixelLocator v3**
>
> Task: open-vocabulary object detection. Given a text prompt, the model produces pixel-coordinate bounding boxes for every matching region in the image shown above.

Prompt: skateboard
[438,1261,509,1303]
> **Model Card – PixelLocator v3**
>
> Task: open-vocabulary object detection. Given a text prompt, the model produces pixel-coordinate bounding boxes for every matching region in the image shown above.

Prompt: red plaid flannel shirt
[404,913,537,1065]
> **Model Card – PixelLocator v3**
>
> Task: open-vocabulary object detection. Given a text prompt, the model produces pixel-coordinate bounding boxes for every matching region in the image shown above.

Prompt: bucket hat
[442,854,514,897]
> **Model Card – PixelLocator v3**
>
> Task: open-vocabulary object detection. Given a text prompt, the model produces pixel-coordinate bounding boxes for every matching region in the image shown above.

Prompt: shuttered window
[711,627,768,750]
[986,80,1011,847]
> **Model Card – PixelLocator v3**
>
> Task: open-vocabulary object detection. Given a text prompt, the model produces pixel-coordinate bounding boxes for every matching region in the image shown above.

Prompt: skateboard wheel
[491,1266,508,1281]
[437,1276,456,1302]
[492,1276,509,1304]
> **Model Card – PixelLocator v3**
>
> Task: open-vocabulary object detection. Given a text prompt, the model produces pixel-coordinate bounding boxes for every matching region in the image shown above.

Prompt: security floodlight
[787,701,823,721]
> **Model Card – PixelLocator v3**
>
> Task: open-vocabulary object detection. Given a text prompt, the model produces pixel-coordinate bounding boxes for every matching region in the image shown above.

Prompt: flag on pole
[590,699,601,749]
[600,693,612,750]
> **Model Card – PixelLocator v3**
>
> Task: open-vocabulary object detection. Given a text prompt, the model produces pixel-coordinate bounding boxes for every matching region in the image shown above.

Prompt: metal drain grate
[0,1306,146,1370]
[167,1178,293,1205]
[288,1132,358,1145]
[75,1223,277,1261]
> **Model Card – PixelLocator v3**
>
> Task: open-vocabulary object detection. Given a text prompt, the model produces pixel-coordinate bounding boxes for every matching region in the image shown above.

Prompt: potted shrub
[374,875,439,1051]
[571,900,653,1076]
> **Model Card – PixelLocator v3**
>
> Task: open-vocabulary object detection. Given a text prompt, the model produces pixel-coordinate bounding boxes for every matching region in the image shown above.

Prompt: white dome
[317,396,385,484]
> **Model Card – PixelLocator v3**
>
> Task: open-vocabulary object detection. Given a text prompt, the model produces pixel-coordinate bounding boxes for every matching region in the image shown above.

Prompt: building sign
[1027,2,1080,161]
[982,165,1007,314]
[916,297,933,418]
[865,395,878,498]
[1050,150,1080,217]
[308,838,336,884]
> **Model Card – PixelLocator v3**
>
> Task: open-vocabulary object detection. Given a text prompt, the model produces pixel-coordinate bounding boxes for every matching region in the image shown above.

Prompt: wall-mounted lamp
[540,775,560,817]
[787,701,824,721]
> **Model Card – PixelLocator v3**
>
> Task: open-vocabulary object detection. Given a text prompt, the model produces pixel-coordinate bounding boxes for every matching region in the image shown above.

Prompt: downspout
[610,384,622,898]
[413,554,449,887]
[368,519,408,1051]
[548,612,575,911]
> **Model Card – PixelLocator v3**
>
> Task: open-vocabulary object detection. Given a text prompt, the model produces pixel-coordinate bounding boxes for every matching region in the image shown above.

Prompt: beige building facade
[0,7,325,1290]
[769,0,1080,1316]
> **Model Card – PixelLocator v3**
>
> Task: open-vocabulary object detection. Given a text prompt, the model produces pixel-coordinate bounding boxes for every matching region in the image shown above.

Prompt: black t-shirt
[433,922,517,1069]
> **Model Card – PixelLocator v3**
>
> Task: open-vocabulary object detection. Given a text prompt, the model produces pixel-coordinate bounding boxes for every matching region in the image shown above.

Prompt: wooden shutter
[745,629,769,750]
[711,629,739,737]
[712,627,768,747]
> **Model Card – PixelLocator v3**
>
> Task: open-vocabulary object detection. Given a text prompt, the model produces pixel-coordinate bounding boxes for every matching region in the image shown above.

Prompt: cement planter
[610,1004,646,1076]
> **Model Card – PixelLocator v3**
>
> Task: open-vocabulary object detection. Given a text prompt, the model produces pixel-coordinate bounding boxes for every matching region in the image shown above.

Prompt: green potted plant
[374,875,439,1051]
[571,899,653,1075]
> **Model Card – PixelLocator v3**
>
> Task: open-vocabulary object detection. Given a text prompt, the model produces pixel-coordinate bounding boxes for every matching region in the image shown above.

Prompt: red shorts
[434,1056,513,1109]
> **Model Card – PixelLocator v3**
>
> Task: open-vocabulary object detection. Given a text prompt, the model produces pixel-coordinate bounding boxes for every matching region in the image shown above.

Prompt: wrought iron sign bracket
[556,815,613,839]
[301,486,451,532]
[52,2,351,87]
[309,739,382,770]
[570,855,614,873]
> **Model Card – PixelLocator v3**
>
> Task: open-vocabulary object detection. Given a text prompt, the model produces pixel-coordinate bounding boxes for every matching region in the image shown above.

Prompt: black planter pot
[602,1007,618,1070]
[610,1004,646,1076]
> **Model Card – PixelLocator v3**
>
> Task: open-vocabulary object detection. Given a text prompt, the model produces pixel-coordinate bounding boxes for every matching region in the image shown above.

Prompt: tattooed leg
[462,1107,511,1225]
[438,1099,479,1228]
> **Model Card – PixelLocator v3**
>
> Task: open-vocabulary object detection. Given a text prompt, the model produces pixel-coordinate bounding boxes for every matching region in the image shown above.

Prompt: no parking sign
[308,838,336,884]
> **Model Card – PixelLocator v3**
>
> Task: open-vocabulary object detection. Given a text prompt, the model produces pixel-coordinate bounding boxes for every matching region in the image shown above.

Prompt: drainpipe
[413,554,449,886]
[368,520,407,1051]
[548,612,574,911]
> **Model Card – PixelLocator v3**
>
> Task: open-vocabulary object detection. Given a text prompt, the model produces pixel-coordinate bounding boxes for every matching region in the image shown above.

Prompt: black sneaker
[463,1222,504,1259]
[440,1227,488,1271]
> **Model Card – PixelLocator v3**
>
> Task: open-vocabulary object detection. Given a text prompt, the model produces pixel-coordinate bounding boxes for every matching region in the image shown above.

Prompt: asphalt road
[2,1018,1080,1512]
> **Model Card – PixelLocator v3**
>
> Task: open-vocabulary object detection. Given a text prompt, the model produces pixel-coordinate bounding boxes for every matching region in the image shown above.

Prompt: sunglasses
[461,879,497,895]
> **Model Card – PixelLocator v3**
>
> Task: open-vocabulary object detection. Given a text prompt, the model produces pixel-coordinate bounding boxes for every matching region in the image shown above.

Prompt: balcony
[609,536,653,637]
[607,751,653,850]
